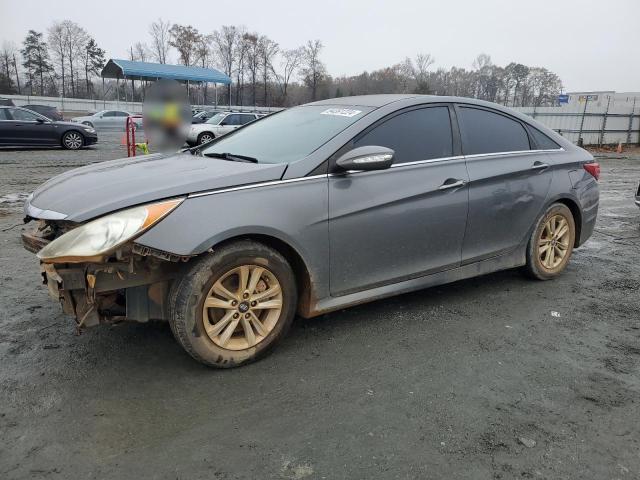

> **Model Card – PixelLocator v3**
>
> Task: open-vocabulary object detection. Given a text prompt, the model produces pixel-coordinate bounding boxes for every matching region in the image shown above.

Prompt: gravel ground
[0,136,639,479]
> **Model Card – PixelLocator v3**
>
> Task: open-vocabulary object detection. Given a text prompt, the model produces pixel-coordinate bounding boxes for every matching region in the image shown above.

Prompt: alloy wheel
[199,133,213,144]
[64,132,83,149]
[538,214,571,270]
[202,265,283,350]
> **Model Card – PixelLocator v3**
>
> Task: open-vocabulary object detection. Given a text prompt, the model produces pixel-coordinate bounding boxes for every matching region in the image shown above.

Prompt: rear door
[328,105,469,295]
[456,105,553,263]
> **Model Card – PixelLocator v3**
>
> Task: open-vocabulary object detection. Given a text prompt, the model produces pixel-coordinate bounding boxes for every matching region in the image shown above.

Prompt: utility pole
[599,96,611,147]
[626,97,636,146]
[577,96,590,147]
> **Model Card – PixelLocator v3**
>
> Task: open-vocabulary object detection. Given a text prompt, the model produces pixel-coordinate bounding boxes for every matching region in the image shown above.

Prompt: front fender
[134,176,330,299]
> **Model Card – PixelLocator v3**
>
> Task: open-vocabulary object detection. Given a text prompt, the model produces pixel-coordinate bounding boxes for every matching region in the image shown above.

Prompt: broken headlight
[37,198,183,263]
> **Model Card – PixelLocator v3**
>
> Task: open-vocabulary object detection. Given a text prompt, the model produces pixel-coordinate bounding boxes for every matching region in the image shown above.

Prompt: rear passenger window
[0,109,10,120]
[353,107,453,164]
[529,127,560,150]
[458,107,530,155]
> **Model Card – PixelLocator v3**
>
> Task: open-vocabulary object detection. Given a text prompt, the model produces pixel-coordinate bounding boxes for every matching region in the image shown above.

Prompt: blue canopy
[101,59,231,84]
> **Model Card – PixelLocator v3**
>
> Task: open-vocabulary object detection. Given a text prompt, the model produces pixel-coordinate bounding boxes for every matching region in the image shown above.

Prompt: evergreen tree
[21,30,53,96]
[83,37,105,97]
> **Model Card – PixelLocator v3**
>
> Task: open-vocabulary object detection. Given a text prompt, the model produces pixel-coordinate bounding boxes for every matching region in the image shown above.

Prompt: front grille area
[21,220,77,254]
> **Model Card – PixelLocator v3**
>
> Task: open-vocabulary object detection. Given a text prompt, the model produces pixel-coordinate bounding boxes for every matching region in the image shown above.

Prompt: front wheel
[169,240,297,368]
[524,203,576,280]
[197,132,214,145]
[61,131,84,150]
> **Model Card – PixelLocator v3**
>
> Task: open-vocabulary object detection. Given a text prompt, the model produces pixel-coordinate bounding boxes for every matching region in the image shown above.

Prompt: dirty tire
[197,132,215,145]
[524,203,576,280]
[169,240,297,368]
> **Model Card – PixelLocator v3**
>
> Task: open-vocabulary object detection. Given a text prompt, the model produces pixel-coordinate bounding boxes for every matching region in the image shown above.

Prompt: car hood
[57,120,89,127]
[28,151,287,222]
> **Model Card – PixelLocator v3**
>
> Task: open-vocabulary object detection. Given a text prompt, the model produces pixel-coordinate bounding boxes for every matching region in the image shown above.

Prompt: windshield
[201,105,372,164]
[206,113,226,125]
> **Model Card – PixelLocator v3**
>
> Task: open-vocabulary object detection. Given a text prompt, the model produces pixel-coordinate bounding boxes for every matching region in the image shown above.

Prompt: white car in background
[186,112,260,145]
[71,110,139,131]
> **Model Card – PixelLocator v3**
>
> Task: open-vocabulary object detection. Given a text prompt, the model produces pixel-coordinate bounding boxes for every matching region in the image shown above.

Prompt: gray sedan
[22,95,599,368]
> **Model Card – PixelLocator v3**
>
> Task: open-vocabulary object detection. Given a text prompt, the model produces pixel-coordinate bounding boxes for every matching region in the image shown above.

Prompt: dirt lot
[1,136,639,479]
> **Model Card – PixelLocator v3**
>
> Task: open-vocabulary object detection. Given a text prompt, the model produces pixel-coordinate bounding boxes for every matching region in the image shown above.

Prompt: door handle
[531,161,549,171]
[438,179,467,190]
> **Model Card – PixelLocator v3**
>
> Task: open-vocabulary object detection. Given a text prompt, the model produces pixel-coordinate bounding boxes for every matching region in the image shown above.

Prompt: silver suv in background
[186,112,260,145]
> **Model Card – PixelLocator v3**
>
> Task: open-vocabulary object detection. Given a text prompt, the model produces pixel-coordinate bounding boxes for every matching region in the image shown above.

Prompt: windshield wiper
[203,152,259,163]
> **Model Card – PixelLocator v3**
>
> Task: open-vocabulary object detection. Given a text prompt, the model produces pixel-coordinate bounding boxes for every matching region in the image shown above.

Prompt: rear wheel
[61,131,84,150]
[524,203,576,280]
[197,132,214,145]
[169,240,297,368]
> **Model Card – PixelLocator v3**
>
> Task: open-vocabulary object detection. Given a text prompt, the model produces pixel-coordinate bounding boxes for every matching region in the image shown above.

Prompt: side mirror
[36,118,46,124]
[336,146,395,172]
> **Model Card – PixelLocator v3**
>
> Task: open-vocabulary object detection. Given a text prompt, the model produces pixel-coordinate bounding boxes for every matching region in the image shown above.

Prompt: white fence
[4,93,639,146]
[514,104,639,146]
[1,94,282,115]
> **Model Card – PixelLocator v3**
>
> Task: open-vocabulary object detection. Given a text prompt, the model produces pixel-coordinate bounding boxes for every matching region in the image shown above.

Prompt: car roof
[307,94,421,107]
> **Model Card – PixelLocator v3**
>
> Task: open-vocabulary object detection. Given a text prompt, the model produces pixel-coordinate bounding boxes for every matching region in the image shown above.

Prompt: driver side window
[353,106,453,164]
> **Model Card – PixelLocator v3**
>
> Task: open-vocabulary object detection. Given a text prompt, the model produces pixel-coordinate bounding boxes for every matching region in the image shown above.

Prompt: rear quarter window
[529,127,560,150]
[458,106,531,155]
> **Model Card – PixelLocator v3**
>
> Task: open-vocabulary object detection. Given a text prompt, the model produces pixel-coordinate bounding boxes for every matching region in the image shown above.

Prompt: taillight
[583,162,600,181]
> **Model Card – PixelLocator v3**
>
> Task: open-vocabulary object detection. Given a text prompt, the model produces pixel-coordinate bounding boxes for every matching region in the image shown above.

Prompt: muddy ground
[0,135,639,479]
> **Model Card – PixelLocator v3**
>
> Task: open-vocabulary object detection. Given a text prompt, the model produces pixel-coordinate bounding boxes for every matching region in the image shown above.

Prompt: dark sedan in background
[0,106,97,149]
[22,104,64,121]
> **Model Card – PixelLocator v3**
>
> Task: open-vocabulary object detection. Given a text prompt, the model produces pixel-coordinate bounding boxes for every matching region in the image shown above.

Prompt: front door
[8,108,57,145]
[328,105,469,295]
[456,105,554,263]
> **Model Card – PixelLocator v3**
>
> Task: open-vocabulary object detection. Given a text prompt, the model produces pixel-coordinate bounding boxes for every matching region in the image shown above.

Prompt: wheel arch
[547,196,582,248]
[197,130,216,141]
[206,233,317,318]
[61,129,86,147]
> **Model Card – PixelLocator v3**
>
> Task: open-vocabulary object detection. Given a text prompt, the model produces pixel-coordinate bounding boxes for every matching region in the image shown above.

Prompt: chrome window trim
[188,174,328,199]
[464,148,564,159]
[188,147,566,198]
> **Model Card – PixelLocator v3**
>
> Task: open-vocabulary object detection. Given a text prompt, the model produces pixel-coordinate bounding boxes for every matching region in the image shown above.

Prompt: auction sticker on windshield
[320,108,362,117]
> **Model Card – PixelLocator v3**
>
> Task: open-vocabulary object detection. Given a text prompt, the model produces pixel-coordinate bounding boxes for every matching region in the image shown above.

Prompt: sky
[1,0,638,92]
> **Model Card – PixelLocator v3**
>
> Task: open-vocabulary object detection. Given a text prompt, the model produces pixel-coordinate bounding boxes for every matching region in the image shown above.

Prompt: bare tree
[48,22,67,96]
[301,40,325,101]
[169,24,201,66]
[59,20,89,97]
[259,36,278,106]
[413,53,434,93]
[149,18,171,64]
[234,29,249,106]
[272,47,303,105]
[195,34,213,101]
[212,25,239,104]
[0,42,17,93]
[244,33,260,106]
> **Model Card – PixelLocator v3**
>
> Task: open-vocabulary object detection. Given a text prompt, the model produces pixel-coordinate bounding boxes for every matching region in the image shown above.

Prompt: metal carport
[101,59,232,107]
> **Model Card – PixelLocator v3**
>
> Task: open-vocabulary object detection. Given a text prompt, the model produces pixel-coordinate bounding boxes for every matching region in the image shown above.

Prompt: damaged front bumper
[22,222,188,328]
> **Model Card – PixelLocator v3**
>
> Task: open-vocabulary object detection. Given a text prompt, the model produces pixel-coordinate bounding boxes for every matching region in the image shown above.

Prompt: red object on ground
[126,115,144,157]
[583,162,600,181]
